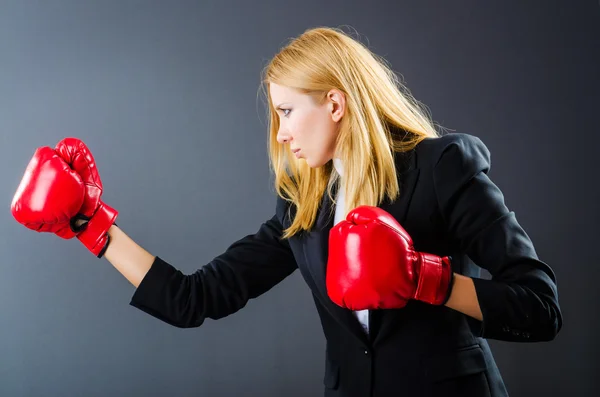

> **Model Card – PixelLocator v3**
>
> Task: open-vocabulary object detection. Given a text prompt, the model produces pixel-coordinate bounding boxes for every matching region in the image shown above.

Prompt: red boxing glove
[54,138,118,257]
[11,146,86,238]
[326,206,454,310]
[11,138,117,257]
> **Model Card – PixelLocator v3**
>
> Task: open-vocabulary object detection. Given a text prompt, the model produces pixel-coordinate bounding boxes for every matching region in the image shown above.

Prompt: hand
[326,206,454,310]
[11,138,117,257]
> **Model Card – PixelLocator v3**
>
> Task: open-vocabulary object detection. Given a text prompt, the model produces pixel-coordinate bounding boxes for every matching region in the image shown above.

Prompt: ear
[327,89,346,123]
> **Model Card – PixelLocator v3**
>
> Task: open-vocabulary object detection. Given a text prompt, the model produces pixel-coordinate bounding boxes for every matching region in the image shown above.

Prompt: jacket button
[364,350,369,355]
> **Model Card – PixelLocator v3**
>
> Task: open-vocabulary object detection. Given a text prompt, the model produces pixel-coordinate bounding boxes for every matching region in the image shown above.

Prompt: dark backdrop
[1,1,598,396]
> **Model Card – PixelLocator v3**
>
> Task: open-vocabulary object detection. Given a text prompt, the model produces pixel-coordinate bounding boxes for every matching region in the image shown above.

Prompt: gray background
[1,1,598,396]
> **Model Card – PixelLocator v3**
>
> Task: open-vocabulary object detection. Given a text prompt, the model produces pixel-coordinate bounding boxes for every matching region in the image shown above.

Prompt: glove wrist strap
[76,202,118,258]
[414,254,453,305]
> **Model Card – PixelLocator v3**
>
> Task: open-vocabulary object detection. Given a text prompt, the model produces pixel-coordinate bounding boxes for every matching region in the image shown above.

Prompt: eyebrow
[275,103,290,109]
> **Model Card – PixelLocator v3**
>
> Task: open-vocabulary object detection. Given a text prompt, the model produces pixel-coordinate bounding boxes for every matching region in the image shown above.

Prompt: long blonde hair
[261,26,444,239]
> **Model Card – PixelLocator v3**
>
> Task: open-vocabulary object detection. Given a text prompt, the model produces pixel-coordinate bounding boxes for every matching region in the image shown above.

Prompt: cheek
[301,112,328,145]
[315,119,336,149]
[289,116,309,143]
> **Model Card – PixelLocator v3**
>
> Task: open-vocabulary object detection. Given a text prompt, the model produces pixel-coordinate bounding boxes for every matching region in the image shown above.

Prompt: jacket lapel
[301,185,369,343]
[301,149,420,345]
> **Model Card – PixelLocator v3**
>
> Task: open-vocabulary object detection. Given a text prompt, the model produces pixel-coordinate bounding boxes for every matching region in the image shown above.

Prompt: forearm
[443,273,483,321]
[104,224,155,288]
[442,272,562,342]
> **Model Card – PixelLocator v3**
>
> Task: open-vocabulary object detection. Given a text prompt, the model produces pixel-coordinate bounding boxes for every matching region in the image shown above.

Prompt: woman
[11,27,562,397]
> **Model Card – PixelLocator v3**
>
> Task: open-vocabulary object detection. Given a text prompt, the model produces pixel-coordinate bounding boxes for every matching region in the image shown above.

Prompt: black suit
[130,132,562,397]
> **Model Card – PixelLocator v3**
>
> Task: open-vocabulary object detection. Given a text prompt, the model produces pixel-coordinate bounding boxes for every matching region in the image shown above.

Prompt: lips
[291,148,301,154]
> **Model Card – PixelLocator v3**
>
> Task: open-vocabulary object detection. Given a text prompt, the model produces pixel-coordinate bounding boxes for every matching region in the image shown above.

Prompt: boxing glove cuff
[414,254,454,305]
[76,202,118,258]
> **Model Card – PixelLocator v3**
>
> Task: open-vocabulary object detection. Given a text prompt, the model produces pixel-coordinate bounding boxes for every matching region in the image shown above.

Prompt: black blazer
[130,132,562,397]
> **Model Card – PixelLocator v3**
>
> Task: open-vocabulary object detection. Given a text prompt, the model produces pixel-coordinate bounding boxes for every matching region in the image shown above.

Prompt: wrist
[441,271,456,305]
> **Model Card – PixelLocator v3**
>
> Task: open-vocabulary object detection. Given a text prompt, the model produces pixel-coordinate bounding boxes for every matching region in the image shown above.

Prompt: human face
[270,83,345,168]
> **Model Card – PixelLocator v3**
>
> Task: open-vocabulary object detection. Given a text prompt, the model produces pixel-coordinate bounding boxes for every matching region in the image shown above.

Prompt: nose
[276,127,292,144]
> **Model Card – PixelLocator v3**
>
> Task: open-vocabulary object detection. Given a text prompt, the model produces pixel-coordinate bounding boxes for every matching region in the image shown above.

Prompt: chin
[305,157,329,168]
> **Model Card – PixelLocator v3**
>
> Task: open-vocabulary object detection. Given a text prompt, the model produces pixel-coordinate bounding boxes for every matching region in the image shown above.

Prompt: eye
[280,108,291,117]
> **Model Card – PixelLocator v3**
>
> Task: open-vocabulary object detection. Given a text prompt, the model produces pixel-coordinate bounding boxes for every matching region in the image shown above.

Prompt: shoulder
[414,132,492,172]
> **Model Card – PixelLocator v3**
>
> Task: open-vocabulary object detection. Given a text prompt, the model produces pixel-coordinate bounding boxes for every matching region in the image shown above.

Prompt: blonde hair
[260,26,445,239]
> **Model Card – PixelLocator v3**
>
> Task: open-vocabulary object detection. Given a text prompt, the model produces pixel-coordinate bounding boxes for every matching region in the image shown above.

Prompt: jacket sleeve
[432,133,562,342]
[129,208,298,328]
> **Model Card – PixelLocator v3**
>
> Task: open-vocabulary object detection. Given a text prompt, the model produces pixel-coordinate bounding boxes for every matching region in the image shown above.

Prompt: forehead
[269,83,302,102]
